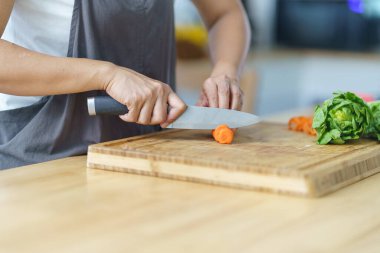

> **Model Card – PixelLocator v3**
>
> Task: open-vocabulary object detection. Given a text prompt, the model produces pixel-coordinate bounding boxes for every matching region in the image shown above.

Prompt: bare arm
[193,0,251,110]
[0,0,110,96]
[0,40,112,96]
[0,1,185,126]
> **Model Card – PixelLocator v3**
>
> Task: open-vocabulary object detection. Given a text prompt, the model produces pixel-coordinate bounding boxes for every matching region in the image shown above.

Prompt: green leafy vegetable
[312,92,372,145]
[365,101,380,140]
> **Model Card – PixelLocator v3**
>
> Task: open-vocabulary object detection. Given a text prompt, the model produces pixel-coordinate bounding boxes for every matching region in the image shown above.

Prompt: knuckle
[162,84,173,94]
[151,80,160,86]
[151,81,160,89]
[144,88,154,99]
[204,78,214,87]
[155,85,165,96]
[221,76,229,83]
[218,85,230,95]
[130,93,142,103]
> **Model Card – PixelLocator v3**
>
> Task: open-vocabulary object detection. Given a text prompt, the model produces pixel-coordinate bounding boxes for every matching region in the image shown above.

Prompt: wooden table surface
[1,110,380,253]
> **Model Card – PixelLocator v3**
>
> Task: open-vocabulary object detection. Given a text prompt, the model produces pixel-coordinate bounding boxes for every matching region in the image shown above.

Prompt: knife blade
[87,96,260,129]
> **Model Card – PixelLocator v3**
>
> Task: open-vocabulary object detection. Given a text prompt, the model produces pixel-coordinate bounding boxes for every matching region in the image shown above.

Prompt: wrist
[210,61,240,80]
[91,61,117,91]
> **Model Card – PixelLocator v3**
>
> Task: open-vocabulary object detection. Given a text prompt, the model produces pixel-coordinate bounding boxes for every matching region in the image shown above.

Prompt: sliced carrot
[212,124,234,144]
[288,116,316,136]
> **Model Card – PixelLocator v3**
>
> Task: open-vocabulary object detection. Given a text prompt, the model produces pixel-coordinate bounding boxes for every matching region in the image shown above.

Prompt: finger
[160,92,187,128]
[218,78,230,109]
[151,93,168,125]
[119,104,141,123]
[230,85,244,111]
[196,91,209,107]
[203,79,218,108]
[137,99,155,125]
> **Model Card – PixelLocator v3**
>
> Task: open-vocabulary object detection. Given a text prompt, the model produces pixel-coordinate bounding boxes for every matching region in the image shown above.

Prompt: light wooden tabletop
[1,157,380,253]
[1,110,380,253]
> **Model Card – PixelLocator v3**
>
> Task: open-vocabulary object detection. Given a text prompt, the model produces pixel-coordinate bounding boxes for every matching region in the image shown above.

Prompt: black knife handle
[87,96,129,116]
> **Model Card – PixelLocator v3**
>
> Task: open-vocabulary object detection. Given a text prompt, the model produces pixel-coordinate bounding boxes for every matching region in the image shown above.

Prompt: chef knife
[87,96,260,129]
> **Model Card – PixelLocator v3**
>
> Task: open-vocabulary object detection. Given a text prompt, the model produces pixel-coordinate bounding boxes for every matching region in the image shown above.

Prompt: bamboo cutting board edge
[87,151,310,197]
[305,145,380,196]
[87,150,380,197]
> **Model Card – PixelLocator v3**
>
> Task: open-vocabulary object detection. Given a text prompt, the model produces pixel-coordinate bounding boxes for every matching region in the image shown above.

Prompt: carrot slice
[288,116,316,136]
[212,124,234,144]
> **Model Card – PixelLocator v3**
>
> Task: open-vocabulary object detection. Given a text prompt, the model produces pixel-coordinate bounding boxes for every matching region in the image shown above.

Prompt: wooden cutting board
[87,122,380,197]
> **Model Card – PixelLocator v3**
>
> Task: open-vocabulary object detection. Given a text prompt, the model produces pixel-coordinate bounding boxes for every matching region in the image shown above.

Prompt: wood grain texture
[87,122,380,197]
[1,156,380,253]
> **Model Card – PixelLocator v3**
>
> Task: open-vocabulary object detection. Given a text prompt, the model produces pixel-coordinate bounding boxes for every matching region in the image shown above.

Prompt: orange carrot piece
[288,116,316,136]
[212,124,234,144]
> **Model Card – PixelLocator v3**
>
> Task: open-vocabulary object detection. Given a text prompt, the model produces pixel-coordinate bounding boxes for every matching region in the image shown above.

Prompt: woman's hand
[103,65,187,128]
[196,73,244,111]
[192,0,250,111]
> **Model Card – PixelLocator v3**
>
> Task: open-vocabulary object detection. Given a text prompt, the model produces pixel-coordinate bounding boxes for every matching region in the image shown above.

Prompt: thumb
[160,92,187,128]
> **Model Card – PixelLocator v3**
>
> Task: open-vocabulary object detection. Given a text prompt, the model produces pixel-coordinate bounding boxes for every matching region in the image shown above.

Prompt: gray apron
[0,0,176,169]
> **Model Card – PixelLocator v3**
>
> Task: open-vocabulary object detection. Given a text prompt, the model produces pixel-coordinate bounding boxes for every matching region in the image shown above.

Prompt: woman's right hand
[102,65,187,128]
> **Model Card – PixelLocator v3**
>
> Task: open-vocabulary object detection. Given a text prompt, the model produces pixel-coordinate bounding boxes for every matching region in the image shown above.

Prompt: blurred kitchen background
[174,0,380,116]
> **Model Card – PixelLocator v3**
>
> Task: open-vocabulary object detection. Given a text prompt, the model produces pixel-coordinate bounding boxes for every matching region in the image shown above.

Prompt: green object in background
[366,101,380,140]
[312,92,372,145]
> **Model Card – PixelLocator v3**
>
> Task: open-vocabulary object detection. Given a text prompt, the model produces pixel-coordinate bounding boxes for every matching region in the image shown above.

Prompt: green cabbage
[366,101,380,140]
[312,92,372,145]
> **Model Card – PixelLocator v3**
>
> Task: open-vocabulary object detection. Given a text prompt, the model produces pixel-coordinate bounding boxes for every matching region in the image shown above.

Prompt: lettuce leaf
[366,101,380,140]
[312,92,372,145]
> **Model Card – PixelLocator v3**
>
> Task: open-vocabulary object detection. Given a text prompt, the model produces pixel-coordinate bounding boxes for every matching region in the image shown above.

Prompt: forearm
[207,4,251,79]
[0,39,111,96]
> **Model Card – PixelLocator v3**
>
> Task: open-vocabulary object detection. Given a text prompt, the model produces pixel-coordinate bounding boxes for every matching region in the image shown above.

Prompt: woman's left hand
[196,74,244,111]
